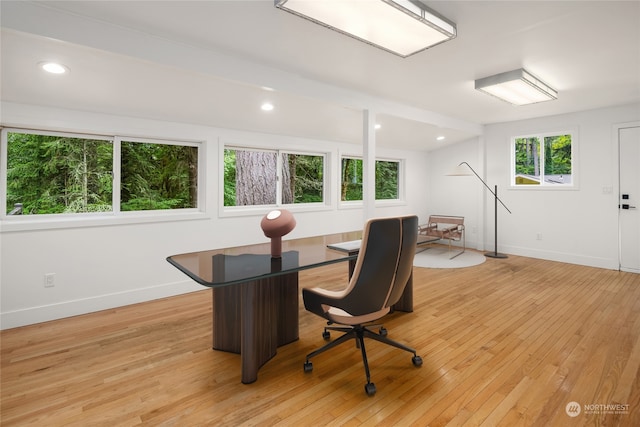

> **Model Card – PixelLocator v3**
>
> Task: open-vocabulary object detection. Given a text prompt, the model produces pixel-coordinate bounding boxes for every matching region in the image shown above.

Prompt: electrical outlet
[44,273,55,288]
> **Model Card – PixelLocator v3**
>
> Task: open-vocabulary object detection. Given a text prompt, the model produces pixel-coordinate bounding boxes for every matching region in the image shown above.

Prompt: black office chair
[302,215,422,396]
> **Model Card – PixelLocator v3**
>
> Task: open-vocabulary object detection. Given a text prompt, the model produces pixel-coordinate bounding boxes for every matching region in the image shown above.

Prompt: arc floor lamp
[449,162,512,258]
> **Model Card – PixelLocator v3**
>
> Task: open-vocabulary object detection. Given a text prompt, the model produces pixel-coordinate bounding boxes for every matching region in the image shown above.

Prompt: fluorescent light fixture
[274,0,456,57]
[475,68,557,106]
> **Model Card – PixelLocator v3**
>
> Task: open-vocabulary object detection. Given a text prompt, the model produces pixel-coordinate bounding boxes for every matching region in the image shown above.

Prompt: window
[375,160,400,200]
[341,157,363,201]
[120,139,198,211]
[224,147,325,207]
[340,156,401,201]
[2,129,199,216]
[512,132,573,186]
[282,152,324,204]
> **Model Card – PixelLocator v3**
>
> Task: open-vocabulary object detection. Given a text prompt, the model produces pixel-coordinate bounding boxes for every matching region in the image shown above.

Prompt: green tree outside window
[340,157,400,201]
[514,133,572,186]
[4,130,199,215]
[223,148,325,207]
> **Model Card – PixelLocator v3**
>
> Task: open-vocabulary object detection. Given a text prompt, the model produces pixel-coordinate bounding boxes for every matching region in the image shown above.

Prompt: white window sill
[0,210,209,233]
[218,203,333,219]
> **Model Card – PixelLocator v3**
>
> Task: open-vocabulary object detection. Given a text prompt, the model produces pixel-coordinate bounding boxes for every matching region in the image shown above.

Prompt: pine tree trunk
[282,154,293,204]
[236,151,277,205]
[188,146,198,207]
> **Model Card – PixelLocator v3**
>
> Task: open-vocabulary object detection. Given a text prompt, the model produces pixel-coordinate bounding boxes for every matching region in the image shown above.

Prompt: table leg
[392,272,413,312]
[348,257,357,278]
[240,279,277,384]
[211,271,299,384]
[275,272,299,346]
[213,285,241,353]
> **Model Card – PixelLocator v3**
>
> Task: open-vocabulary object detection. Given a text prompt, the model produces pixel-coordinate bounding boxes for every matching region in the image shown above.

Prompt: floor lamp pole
[454,162,512,259]
[485,184,508,259]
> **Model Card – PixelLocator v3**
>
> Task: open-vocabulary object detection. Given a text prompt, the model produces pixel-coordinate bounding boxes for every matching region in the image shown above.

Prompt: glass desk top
[167,231,362,287]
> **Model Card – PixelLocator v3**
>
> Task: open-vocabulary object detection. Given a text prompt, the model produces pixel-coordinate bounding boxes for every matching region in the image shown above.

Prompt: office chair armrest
[303,287,346,318]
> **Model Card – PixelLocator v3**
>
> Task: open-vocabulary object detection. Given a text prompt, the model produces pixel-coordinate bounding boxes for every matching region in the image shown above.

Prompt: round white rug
[413,247,486,269]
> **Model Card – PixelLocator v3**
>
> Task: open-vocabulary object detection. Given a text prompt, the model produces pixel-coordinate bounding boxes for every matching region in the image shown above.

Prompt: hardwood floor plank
[2,253,639,426]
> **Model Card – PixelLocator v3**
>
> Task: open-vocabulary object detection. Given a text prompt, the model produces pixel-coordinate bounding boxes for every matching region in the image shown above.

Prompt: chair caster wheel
[364,382,377,396]
[303,361,313,372]
[322,330,330,340]
[379,327,387,337]
[412,355,423,366]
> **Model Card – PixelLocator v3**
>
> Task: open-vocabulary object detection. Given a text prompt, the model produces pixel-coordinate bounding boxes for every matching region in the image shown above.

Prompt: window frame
[220,144,330,217]
[510,129,578,190]
[0,128,205,231]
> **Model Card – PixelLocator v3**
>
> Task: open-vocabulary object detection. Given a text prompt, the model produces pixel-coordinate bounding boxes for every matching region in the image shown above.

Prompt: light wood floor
[2,252,640,426]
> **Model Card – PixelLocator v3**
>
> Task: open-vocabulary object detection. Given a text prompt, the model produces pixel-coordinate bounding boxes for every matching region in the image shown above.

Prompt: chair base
[304,323,422,396]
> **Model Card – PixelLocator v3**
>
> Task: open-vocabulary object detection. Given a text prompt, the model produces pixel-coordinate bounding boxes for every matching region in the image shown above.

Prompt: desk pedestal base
[213,258,411,384]
[212,272,299,384]
[393,274,413,312]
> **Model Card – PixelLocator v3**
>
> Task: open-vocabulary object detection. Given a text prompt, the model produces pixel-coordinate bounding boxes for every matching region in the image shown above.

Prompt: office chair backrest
[342,215,418,316]
[387,215,419,306]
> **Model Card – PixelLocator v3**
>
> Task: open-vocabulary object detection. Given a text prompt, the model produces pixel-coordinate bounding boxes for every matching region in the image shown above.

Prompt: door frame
[614,121,640,272]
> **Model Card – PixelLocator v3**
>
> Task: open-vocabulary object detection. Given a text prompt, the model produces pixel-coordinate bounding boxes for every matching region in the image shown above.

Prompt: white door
[619,126,640,273]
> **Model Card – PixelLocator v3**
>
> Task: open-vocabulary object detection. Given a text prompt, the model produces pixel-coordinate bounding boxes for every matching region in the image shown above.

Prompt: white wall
[0,103,429,329]
[4,102,637,328]
[428,103,640,268]
[426,137,485,249]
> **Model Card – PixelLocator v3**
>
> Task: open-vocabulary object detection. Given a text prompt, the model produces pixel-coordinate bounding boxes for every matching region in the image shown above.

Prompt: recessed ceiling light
[40,62,68,74]
[261,102,274,111]
[375,124,381,130]
[437,136,446,141]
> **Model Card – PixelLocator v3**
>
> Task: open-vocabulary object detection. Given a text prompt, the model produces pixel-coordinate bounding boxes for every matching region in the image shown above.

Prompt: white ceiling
[1,1,639,151]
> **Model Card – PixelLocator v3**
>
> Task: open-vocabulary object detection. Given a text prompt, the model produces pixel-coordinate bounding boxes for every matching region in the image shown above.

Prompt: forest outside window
[120,139,198,211]
[2,129,200,217]
[341,157,401,201]
[512,132,574,187]
[224,147,325,207]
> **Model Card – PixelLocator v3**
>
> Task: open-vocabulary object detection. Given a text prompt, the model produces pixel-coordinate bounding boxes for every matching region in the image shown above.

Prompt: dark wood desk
[167,231,414,384]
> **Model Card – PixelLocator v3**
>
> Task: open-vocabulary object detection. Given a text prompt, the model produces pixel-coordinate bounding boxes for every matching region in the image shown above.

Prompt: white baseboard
[504,245,619,271]
[0,280,203,330]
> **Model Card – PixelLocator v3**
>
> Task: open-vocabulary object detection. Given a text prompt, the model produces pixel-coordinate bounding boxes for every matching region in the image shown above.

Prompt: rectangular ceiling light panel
[475,69,558,106]
[275,0,456,57]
